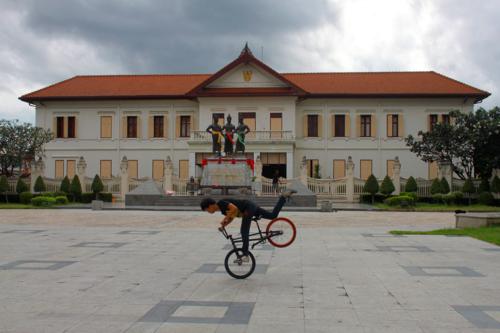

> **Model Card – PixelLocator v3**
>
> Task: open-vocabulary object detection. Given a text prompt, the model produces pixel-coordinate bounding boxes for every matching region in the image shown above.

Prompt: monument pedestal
[200,156,254,195]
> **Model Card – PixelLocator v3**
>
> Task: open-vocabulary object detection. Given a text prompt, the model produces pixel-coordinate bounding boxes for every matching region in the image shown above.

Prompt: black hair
[200,197,216,211]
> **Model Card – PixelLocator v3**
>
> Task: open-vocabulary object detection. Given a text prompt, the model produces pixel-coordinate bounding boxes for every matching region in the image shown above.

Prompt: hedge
[384,195,415,207]
[19,192,33,204]
[31,196,56,207]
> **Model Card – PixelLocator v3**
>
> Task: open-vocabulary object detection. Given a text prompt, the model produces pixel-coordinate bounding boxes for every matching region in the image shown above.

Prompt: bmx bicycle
[218,215,296,279]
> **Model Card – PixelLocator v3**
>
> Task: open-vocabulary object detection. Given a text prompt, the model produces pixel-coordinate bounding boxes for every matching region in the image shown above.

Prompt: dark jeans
[240,196,286,255]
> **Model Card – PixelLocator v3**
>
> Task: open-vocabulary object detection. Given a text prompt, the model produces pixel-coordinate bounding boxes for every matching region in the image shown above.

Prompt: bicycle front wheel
[266,217,296,248]
[224,249,256,279]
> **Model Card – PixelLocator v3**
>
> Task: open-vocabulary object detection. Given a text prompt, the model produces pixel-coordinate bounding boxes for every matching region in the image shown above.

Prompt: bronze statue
[223,115,236,155]
[206,117,223,156]
[235,118,250,154]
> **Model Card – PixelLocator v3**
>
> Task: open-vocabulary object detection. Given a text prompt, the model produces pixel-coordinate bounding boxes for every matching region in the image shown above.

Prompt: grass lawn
[374,203,500,212]
[0,203,35,209]
[390,226,500,246]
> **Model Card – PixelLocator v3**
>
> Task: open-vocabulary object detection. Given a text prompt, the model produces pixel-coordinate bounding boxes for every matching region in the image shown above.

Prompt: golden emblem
[242,70,252,82]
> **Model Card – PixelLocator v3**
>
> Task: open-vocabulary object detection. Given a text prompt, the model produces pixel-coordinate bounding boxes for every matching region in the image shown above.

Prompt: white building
[20,45,489,183]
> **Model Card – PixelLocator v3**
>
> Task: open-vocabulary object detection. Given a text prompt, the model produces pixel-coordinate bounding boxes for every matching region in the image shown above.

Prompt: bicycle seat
[252,215,263,222]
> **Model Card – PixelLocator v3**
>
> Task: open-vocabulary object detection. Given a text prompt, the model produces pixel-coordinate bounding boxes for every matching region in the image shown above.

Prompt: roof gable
[187,44,306,97]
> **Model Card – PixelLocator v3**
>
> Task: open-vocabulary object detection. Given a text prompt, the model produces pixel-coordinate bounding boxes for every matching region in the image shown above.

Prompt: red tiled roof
[20,71,490,102]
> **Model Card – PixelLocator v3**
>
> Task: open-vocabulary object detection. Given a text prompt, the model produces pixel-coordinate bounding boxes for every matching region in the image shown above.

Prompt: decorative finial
[240,42,253,56]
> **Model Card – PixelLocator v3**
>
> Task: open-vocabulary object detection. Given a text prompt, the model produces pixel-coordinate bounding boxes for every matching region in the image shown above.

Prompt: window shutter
[345,114,351,137]
[387,114,393,137]
[137,116,142,139]
[63,117,68,138]
[356,115,361,137]
[121,116,127,138]
[318,114,323,138]
[371,114,377,138]
[52,117,57,137]
[398,114,404,137]
[74,117,78,138]
[163,115,168,138]
[190,115,196,131]
[175,115,181,138]
[331,114,335,137]
[148,116,154,138]
[303,115,308,138]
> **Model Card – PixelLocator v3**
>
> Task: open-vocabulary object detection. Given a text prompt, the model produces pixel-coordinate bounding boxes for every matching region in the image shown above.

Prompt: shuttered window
[67,160,76,179]
[100,160,112,179]
[213,113,225,127]
[334,115,346,137]
[56,117,65,138]
[239,112,256,139]
[55,160,64,179]
[306,159,319,178]
[153,116,164,138]
[387,160,395,178]
[360,115,371,137]
[152,160,164,180]
[307,115,319,137]
[270,113,282,138]
[360,160,372,180]
[179,160,189,179]
[429,114,438,131]
[333,160,346,179]
[101,116,112,138]
[180,116,191,137]
[127,116,137,138]
[128,160,138,179]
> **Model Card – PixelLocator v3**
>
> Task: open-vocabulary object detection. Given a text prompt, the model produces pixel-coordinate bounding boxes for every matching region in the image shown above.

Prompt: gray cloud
[1,0,499,124]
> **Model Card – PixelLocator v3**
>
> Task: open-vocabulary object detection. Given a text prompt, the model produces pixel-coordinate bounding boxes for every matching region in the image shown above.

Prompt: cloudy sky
[1,0,499,124]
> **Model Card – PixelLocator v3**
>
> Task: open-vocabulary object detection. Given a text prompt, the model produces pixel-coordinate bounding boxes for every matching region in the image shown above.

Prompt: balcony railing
[189,130,294,142]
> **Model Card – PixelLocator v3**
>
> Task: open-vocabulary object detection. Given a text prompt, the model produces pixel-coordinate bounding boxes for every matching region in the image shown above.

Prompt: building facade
[20,45,490,183]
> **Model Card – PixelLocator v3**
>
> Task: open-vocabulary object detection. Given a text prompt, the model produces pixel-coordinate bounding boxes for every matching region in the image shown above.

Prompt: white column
[299,156,307,185]
[286,152,294,179]
[188,152,196,178]
[346,156,355,202]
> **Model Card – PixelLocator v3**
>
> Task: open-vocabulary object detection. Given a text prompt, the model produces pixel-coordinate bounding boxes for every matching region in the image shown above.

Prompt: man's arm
[220,203,239,227]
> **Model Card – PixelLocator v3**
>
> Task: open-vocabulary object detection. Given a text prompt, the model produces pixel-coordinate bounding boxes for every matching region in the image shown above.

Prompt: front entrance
[260,153,286,179]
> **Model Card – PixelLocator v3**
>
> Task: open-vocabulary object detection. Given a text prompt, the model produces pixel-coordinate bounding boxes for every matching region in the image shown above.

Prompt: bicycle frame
[219,218,283,250]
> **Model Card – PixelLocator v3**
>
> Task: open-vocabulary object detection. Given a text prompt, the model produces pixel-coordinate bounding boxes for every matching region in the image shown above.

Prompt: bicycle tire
[266,217,296,248]
[224,249,256,279]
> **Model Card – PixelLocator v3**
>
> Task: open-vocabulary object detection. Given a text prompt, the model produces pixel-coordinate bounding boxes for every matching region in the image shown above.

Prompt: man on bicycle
[200,189,297,262]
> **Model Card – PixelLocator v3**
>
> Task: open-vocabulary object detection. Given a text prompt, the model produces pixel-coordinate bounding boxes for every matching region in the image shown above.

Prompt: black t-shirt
[217,199,251,216]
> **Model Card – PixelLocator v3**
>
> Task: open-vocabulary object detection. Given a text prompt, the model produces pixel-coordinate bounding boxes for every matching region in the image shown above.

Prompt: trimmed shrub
[60,176,70,194]
[440,178,450,194]
[16,178,29,194]
[432,193,444,204]
[0,175,8,203]
[492,175,500,194]
[80,192,95,203]
[70,175,82,202]
[360,193,386,204]
[99,192,113,202]
[430,178,442,195]
[34,176,46,193]
[380,176,395,195]
[19,191,33,204]
[400,192,418,201]
[384,195,415,207]
[405,176,418,193]
[462,178,476,205]
[31,196,56,207]
[479,178,490,193]
[363,174,379,204]
[41,192,56,197]
[55,196,69,205]
[91,174,104,199]
[478,192,494,206]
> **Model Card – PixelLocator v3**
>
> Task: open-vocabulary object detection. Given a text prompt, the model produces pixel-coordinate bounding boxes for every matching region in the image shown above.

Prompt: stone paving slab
[1,210,500,332]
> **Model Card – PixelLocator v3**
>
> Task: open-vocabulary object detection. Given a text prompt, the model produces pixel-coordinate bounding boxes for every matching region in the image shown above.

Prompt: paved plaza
[1,209,500,332]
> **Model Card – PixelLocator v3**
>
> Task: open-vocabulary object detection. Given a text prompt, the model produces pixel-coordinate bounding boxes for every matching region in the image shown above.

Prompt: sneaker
[281,189,297,198]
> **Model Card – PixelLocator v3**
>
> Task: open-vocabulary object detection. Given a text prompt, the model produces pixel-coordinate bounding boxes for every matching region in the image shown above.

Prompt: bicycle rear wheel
[224,249,256,279]
[266,217,296,248]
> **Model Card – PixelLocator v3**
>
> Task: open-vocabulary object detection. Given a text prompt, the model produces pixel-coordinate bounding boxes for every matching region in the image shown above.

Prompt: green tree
[462,178,476,205]
[313,164,321,179]
[430,178,442,195]
[33,176,46,193]
[478,178,490,193]
[405,108,500,180]
[405,176,418,193]
[60,176,70,193]
[440,178,450,194]
[16,178,29,194]
[491,175,500,194]
[91,174,104,200]
[363,174,379,204]
[380,175,395,195]
[0,175,8,202]
[70,175,82,202]
[0,120,53,176]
